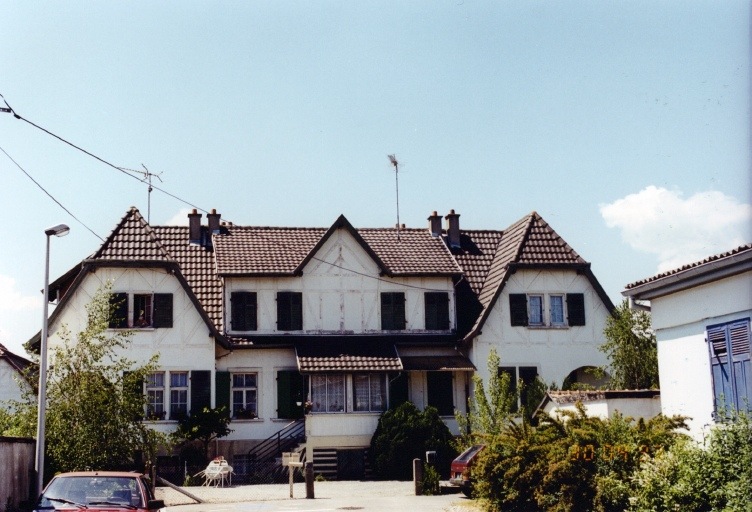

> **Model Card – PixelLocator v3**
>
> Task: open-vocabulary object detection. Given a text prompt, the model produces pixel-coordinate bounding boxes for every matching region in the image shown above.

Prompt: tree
[456,349,517,440]
[172,406,233,464]
[11,284,168,478]
[600,299,659,389]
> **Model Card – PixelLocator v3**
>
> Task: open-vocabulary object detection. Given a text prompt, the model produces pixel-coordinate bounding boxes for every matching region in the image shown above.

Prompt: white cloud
[600,186,752,272]
[0,274,40,312]
[164,208,194,226]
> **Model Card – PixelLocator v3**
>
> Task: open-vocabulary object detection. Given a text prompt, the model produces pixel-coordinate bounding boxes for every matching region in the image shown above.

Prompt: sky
[0,1,750,358]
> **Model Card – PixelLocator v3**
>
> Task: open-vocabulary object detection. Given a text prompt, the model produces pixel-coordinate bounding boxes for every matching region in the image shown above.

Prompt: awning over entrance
[294,337,474,373]
[295,339,402,372]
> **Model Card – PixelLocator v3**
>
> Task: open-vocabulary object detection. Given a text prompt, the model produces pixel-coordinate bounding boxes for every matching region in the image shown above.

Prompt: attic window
[277,292,303,331]
[381,292,406,331]
[108,292,173,329]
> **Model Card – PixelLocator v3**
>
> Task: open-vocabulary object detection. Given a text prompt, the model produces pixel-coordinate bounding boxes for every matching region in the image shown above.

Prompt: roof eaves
[623,246,752,300]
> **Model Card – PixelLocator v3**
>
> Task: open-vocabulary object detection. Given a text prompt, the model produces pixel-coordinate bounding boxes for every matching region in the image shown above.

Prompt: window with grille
[169,372,188,419]
[232,373,258,418]
[353,374,387,412]
[146,372,165,420]
[311,374,345,413]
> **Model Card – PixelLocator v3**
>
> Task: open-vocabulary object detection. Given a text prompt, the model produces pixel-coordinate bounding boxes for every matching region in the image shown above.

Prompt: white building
[623,244,752,441]
[0,343,33,407]
[31,207,613,479]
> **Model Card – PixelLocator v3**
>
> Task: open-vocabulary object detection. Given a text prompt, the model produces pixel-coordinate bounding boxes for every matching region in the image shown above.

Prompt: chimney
[207,209,221,234]
[428,211,442,237]
[188,209,202,244]
[445,209,461,248]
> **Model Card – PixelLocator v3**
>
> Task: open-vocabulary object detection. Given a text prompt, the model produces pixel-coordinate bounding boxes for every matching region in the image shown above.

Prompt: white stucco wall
[472,269,611,388]
[45,267,216,432]
[0,359,29,406]
[647,271,752,441]
[544,396,662,421]
[225,228,455,335]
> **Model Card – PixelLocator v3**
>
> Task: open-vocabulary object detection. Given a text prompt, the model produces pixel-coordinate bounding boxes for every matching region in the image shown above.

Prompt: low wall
[0,436,35,511]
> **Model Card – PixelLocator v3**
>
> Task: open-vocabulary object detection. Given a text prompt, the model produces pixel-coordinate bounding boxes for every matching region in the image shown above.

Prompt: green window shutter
[152,293,173,328]
[566,293,586,326]
[277,292,303,331]
[215,371,231,416]
[231,292,257,331]
[277,370,305,419]
[425,292,449,330]
[509,294,528,326]
[190,370,211,414]
[381,292,406,330]
[109,292,128,328]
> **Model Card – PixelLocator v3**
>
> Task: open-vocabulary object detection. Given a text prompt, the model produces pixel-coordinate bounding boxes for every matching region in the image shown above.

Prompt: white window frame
[528,294,544,326]
[353,374,388,412]
[549,294,566,326]
[231,372,258,419]
[169,371,189,419]
[311,374,346,413]
[146,372,165,420]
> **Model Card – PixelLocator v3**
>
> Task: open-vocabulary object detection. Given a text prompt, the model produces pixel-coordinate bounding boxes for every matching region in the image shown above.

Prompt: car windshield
[455,444,484,462]
[37,476,142,510]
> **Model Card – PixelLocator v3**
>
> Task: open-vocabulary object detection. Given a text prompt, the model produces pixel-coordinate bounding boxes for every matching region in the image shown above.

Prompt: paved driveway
[159,480,478,512]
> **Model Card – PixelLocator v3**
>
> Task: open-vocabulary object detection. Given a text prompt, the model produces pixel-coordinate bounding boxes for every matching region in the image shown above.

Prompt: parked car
[29,471,164,511]
[449,444,485,497]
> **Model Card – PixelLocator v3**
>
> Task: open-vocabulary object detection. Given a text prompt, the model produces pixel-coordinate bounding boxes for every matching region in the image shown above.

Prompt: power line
[0,144,105,242]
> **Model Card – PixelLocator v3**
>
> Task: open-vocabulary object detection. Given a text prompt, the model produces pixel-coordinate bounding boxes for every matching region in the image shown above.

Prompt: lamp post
[35,224,70,495]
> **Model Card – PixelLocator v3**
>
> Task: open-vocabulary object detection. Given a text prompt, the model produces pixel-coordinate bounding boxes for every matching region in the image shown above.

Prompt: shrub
[370,402,456,480]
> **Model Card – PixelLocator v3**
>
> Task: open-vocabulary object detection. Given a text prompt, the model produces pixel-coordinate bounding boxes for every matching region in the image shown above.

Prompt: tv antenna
[119,164,163,223]
[387,154,402,241]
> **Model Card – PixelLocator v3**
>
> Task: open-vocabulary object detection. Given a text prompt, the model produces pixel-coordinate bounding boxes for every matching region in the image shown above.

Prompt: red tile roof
[624,243,752,290]
[52,207,605,348]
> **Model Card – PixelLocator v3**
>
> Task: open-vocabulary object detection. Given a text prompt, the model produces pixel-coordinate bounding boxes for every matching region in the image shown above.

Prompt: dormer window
[381,292,406,331]
[231,292,257,331]
[509,293,585,327]
[277,292,303,331]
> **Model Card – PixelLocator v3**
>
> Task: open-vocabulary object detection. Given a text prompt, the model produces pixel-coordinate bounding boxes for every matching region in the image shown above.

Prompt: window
[146,372,165,420]
[425,292,450,330]
[508,293,585,327]
[550,295,565,326]
[708,319,751,415]
[169,372,188,419]
[311,374,345,413]
[277,292,302,331]
[232,373,258,418]
[528,295,544,326]
[231,292,257,331]
[109,293,173,329]
[426,372,454,416]
[353,374,387,412]
[381,292,406,330]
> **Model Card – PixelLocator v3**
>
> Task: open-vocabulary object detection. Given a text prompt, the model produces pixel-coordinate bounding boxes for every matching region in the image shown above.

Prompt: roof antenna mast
[135,164,162,224]
[388,154,400,241]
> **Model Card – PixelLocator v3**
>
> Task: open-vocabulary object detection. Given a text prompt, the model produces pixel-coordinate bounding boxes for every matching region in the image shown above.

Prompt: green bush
[471,404,689,512]
[370,402,457,480]
[630,411,752,512]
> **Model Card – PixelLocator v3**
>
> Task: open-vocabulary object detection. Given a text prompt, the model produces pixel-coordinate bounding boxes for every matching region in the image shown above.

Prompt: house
[0,343,33,407]
[34,207,614,479]
[622,244,752,441]
[536,389,662,421]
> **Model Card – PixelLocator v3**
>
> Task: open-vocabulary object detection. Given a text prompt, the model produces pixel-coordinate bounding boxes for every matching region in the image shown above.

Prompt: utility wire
[0,144,105,242]
[1,94,455,293]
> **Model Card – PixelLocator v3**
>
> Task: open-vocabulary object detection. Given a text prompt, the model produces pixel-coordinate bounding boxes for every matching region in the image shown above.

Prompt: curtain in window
[550,295,564,325]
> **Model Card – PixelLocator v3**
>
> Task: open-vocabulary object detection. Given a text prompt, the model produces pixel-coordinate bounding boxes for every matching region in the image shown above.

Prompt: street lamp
[35,224,69,495]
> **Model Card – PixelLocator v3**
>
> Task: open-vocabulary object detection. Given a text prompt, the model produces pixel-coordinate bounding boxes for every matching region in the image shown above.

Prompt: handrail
[247,419,305,462]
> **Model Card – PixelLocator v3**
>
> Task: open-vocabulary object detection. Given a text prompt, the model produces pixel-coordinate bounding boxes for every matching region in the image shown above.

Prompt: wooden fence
[0,436,34,512]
